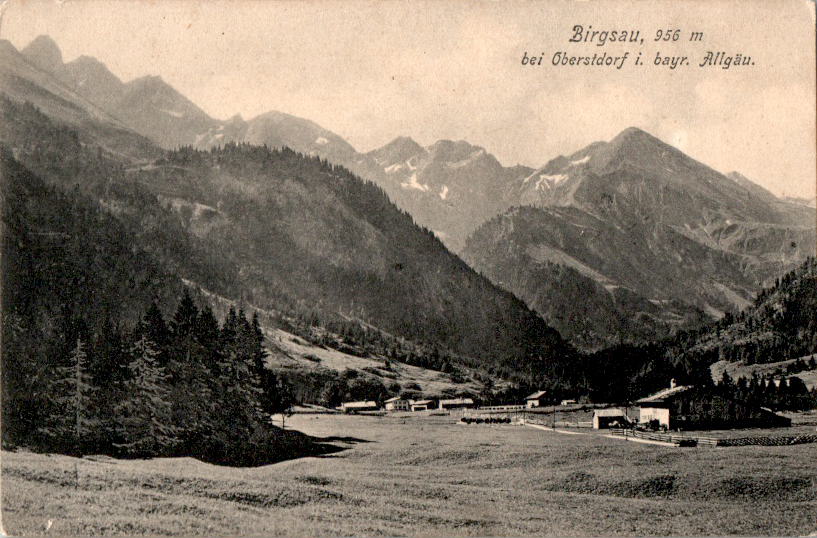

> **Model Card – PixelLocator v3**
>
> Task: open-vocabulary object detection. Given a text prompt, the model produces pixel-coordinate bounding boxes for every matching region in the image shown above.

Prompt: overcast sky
[3,0,815,198]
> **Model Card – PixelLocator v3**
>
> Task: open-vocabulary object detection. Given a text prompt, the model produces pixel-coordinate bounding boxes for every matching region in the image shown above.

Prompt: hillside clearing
[711,356,817,389]
[266,329,493,398]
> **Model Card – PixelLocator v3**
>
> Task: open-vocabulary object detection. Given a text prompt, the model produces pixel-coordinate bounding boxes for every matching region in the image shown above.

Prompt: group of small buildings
[340,397,475,413]
[339,378,791,431]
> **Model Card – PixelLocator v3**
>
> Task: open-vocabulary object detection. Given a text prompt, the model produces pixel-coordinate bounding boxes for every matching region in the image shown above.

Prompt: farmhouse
[438,397,475,410]
[384,397,411,412]
[340,401,379,413]
[410,399,433,411]
[525,390,548,408]
[592,408,629,429]
[560,399,577,406]
[637,380,791,430]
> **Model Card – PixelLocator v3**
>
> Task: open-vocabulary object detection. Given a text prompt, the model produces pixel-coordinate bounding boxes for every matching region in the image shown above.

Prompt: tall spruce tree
[38,338,98,454]
[114,335,178,457]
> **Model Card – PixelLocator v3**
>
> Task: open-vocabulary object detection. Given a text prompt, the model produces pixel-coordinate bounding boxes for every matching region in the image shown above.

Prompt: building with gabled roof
[384,397,411,412]
[636,380,790,430]
[525,390,548,408]
[339,401,379,413]
[438,397,474,410]
[410,399,433,411]
[592,408,630,429]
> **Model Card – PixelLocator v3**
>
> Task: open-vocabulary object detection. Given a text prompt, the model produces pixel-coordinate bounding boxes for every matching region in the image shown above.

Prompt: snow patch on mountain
[161,108,185,118]
[535,173,569,190]
[439,185,449,200]
[385,163,404,174]
[401,173,430,192]
[315,136,329,145]
[570,155,590,166]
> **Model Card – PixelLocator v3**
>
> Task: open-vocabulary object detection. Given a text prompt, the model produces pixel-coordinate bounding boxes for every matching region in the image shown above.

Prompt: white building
[384,397,411,412]
[410,399,433,411]
[339,401,379,413]
[438,397,474,410]
[636,379,691,429]
[525,390,547,408]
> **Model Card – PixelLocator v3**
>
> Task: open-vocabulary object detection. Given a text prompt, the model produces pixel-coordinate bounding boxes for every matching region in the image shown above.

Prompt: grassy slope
[4,414,817,536]
[268,329,494,398]
[710,354,817,389]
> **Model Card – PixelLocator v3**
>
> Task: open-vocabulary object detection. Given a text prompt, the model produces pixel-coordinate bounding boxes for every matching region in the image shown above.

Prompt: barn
[525,390,548,408]
[637,380,791,430]
[438,397,475,410]
[340,401,379,413]
[410,399,433,411]
[384,397,411,412]
[592,408,630,429]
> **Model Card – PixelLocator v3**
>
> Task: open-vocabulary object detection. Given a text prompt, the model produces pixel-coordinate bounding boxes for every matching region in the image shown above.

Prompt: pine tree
[114,335,177,457]
[38,338,98,454]
[194,305,221,370]
[143,301,170,365]
[170,290,198,349]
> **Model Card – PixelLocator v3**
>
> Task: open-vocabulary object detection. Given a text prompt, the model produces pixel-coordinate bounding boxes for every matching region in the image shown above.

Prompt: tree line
[716,372,817,412]
[16,289,294,466]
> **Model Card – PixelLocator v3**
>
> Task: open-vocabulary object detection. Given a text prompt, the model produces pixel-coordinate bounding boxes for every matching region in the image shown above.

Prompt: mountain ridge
[6,34,815,353]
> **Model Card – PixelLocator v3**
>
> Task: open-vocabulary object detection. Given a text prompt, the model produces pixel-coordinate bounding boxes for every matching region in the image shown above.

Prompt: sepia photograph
[0,0,815,535]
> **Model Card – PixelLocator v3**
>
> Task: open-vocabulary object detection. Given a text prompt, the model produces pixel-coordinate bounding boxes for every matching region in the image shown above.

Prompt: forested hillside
[137,144,573,382]
[667,257,817,367]
[1,92,577,398]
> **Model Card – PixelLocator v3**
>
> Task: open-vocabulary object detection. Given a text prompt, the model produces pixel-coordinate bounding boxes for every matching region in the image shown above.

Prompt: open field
[3,413,817,536]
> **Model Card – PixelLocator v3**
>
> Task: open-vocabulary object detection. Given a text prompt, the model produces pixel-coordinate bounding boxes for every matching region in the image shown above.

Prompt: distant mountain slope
[464,128,815,349]
[21,35,219,148]
[130,144,572,377]
[11,35,814,357]
[15,36,540,253]
[463,206,711,350]
[0,38,156,160]
[364,137,533,252]
[674,256,817,367]
[0,83,573,385]
[1,148,184,326]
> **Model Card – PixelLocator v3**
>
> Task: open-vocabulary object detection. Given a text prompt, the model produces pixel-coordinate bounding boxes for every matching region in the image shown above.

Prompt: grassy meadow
[3,413,816,536]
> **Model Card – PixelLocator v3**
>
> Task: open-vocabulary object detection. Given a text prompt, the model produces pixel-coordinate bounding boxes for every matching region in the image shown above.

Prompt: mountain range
[1,36,573,388]
[4,34,816,353]
[464,128,815,348]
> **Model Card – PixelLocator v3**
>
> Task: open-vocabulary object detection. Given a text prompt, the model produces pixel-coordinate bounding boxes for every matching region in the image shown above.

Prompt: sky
[2,0,815,198]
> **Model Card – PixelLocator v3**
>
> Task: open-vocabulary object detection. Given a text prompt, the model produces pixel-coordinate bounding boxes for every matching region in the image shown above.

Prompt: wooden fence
[715,434,817,447]
[477,405,527,412]
[607,428,817,447]
[608,428,716,447]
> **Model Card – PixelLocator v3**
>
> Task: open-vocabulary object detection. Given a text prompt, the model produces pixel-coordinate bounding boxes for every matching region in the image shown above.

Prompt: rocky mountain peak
[21,35,63,73]
[367,136,425,166]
